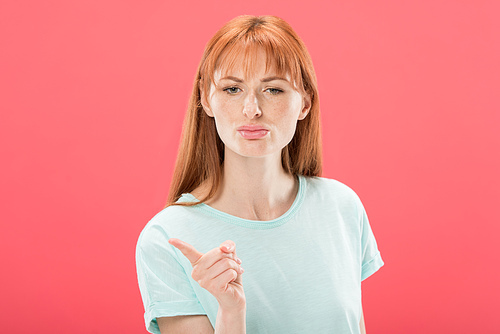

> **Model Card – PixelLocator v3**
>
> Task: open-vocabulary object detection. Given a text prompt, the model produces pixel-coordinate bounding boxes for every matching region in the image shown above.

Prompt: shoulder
[304,175,361,200]
[302,175,364,212]
[136,203,198,252]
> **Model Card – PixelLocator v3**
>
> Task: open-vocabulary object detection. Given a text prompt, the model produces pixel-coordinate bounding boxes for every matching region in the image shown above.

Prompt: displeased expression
[201,48,311,158]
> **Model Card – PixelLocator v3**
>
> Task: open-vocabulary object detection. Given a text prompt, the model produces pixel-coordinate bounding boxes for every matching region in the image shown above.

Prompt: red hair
[166,15,322,207]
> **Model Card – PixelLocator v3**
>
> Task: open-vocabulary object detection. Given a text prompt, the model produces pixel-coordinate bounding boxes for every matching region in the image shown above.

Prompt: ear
[199,81,214,117]
[297,92,312,120]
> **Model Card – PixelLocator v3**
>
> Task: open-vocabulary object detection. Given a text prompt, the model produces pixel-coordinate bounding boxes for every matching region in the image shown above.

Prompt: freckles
[264,99,288,113]
[211,100,230,115]
[275,104,295,116]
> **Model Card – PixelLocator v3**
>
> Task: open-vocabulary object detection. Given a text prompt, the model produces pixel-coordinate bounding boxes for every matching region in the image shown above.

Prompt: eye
[223,87,241,95]
[265,88,283,95]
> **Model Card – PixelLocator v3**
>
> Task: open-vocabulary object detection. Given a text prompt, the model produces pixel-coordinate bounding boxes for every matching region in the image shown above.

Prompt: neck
[200,148,298,221]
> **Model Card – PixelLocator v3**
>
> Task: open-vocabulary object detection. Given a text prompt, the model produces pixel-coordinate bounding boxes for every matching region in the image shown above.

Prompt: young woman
[136,15,384,334]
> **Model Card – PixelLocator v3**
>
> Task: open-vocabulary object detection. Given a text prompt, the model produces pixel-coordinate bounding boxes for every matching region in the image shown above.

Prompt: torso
[190,177,299,221]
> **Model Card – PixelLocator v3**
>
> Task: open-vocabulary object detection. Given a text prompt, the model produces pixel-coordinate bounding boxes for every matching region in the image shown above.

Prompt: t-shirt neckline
[179,174,306,229]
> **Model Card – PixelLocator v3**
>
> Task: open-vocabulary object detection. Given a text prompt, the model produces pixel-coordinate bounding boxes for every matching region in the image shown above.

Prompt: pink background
[1,1,499,333]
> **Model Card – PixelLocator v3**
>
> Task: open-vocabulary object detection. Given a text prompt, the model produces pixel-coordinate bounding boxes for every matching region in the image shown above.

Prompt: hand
[168,238,246,311]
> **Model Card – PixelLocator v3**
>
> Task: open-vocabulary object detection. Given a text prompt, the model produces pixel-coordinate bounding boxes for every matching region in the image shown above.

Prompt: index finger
[168,238,204,265]
[219,240,236,253]
[220,240,240,264]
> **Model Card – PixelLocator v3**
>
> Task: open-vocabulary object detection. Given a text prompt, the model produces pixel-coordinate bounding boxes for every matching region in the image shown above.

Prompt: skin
[168,239,245,311]
[168,47,367,332]
[194,47,311,221]
[159,239,245,333]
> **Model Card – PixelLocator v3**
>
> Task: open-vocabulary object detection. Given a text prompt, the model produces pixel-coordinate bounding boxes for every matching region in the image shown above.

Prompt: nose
[242,92,262,118]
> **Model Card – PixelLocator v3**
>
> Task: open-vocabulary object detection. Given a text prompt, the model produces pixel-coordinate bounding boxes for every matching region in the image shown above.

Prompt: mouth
[237,125,269,131]
[236,124,270,139]
[237,129,269,139]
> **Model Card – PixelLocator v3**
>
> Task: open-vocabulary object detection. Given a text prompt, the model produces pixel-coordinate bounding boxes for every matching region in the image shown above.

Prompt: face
[201,48,311,159]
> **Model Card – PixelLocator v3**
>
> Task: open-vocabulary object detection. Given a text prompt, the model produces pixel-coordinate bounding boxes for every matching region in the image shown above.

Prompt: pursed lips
[236,125,269,139]
[236,125,269,131]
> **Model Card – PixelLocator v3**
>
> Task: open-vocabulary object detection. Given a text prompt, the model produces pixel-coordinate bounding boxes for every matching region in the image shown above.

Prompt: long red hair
[166,15,322,207]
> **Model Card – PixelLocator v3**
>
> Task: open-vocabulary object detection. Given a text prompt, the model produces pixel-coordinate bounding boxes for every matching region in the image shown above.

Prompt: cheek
[211,100,237,140]
[212,104,234,126]
[269,99,300,122]
[211,96,239,117]
[273,100,302,137]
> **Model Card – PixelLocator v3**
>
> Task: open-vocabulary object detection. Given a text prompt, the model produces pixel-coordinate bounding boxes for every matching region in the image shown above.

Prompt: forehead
[213,46,291,82]
[213,67,291,83]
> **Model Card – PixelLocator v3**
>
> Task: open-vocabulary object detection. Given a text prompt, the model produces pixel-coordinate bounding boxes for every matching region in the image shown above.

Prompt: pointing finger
[219,240,236,253]
[220,240,241,264]
[169,238,204,265]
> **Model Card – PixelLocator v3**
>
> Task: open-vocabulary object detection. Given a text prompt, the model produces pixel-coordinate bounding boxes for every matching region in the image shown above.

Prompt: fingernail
[224,244,232,251]
[235,257,242,264]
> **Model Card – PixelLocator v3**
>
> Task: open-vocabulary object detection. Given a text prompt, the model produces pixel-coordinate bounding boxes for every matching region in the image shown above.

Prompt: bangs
[208,36,304,92]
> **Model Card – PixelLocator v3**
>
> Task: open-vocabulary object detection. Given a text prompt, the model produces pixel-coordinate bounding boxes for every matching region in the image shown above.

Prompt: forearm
[214,306,246,334]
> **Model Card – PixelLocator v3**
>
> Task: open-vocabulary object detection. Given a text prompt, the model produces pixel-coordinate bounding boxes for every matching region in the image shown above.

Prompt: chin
[233,147,279,158]
[223,140,281,159]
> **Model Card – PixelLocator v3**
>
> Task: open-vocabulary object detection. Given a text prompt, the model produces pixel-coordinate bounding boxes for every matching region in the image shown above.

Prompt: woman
[136,15,384,334]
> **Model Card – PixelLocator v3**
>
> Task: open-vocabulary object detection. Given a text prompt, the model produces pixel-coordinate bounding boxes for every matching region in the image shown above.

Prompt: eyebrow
[220,76,289,83]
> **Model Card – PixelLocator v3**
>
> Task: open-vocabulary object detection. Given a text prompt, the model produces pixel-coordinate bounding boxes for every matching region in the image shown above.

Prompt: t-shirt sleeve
[135,222,206,334]
[358,200,384,281]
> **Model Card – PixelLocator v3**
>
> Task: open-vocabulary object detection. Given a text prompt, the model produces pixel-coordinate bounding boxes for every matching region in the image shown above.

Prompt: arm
[359,306,366,334]
[164,239,246,334]
[156,307,246,334]
[158,315,213,334]
[215,306,246,333]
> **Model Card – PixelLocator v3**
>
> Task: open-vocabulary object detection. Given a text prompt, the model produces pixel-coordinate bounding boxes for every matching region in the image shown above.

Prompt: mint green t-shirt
[136,175,384,333]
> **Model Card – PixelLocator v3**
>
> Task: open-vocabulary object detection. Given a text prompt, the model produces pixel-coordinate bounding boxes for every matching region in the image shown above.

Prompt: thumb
[169,238,204,265]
